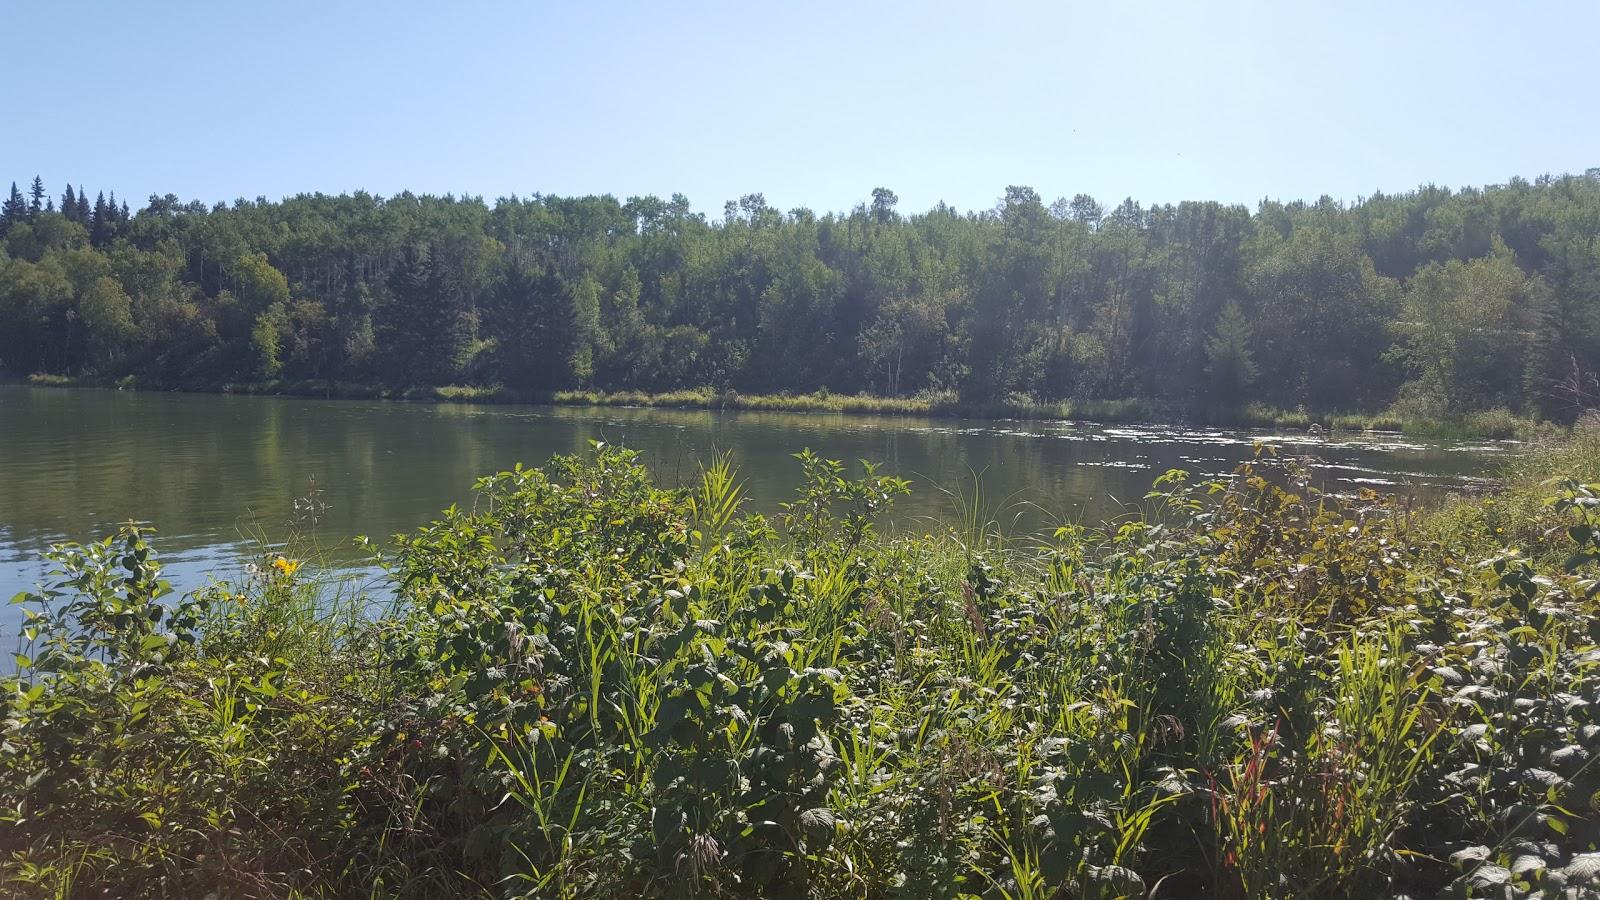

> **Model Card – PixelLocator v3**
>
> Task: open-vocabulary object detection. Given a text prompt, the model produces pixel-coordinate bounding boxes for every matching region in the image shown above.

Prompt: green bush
[5,443,1600,897]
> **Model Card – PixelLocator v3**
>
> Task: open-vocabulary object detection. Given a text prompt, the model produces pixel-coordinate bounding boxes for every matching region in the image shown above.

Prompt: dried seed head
[676,832,721,880]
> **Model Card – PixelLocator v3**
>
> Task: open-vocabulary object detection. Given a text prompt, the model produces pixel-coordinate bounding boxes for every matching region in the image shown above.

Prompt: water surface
[0,386,1507,607]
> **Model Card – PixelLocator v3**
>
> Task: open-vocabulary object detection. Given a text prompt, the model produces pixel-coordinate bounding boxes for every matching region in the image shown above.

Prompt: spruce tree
[74,186,89,224]
[1205,300,1258,410]
[490,260,578,389]
[0,183,26,236]
[62,184,77,223]
[90,192,111,246]
[28,176,45,218]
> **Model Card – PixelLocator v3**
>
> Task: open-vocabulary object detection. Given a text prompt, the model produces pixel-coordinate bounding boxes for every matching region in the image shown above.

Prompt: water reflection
[0,386,1507,605]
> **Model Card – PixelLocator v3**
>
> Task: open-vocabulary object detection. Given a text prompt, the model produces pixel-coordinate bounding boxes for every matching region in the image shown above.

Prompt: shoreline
[13,373,1546,440]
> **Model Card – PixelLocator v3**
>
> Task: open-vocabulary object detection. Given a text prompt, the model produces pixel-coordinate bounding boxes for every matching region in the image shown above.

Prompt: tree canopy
[4,173,1600,420]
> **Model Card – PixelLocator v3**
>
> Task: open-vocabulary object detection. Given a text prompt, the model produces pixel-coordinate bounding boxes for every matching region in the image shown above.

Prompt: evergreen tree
[490,259,579,389]
[28,176,45,218]
[90,192,112,246]
[1205,300,1258,410]
[74,186,89,224]
[375,243,475,385]
[870,187,899,225]
[62,185,77,223]
[0,183,26,236]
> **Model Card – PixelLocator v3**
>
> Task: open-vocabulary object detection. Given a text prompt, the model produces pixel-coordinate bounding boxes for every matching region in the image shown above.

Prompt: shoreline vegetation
[18,373,1550,440]
[5,173,1600,449]
[4,426,1600,897]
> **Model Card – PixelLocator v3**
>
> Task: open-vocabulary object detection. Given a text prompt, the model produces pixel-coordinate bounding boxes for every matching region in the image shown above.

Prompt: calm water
[0,386,1509,608]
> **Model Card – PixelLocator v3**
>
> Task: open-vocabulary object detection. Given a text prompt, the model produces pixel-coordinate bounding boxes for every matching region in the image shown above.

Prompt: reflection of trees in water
[0,389,1499,567]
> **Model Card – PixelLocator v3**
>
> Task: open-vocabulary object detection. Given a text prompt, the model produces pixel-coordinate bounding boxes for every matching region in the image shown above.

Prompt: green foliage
[3,173,1599,425]
[251,303,287,377]
[1395,240,1555,418]
[1,528,365,897]
[1205,300,1257,409]
[6,440,1600,897]
[232,251,290,313]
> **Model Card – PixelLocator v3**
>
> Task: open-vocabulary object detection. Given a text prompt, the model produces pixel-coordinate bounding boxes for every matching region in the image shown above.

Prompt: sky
[5,0,1598,217]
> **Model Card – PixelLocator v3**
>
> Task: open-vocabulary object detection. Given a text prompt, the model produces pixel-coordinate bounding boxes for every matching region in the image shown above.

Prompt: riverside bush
[3,443,1600,898]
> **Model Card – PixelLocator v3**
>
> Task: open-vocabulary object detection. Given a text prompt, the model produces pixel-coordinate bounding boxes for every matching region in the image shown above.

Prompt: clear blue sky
[6,0,1596,216]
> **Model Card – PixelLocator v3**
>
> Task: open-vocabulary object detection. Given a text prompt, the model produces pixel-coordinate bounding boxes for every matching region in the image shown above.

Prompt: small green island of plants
[5,430,1600,898]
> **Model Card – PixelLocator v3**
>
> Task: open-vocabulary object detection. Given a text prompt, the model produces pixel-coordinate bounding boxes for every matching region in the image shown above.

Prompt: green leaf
[1566,853,1600,882]
[799,807,836,846]
[1510,854,1546,878]
[1466,865,1511,888]
[1450,845,1491,869]
[1087,865,1145,895]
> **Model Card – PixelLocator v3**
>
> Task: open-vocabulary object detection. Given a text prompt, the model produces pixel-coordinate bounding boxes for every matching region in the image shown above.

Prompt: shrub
[5,443,1600,897]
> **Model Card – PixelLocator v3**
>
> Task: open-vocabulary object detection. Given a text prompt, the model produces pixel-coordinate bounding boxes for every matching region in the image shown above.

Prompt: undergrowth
[4,437,1600,898]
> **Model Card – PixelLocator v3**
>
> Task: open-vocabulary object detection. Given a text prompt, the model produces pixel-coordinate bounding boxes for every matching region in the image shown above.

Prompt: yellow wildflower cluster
[271,556,301,577]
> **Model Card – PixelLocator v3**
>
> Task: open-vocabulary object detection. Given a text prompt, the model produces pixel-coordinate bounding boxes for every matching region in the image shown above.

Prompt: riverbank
[18,373,1551,439]
[3,431,1597,898]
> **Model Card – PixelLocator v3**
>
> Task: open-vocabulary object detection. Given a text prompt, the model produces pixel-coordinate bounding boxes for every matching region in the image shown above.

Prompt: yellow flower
[271,556,301,576]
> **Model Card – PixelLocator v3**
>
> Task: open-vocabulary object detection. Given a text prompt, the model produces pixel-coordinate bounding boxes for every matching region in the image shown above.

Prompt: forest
[3,171,1600,424]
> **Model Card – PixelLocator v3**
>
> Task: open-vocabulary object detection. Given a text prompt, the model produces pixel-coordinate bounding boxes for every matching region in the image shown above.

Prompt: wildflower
[271,556,301,576]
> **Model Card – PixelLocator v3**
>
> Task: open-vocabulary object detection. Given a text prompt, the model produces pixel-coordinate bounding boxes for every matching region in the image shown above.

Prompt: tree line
[3,171,1599,421]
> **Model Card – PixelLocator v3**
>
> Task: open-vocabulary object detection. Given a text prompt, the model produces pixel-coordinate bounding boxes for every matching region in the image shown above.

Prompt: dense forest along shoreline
[4,173,1598,444]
